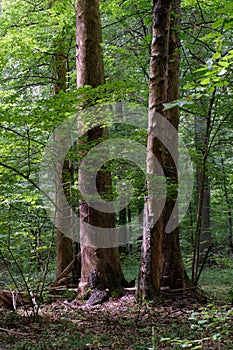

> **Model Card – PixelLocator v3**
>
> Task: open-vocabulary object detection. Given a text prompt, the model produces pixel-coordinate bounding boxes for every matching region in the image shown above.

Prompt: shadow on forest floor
[0,290,232,349]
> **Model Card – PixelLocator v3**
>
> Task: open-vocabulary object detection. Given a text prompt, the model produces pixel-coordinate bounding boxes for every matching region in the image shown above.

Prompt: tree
[0,0,80,288]
[75,0,127,297]
[179,0,233,282]
[137,0,190,301]
[51,0,74,278]
[0,0,232,308]
[195,116,211,256]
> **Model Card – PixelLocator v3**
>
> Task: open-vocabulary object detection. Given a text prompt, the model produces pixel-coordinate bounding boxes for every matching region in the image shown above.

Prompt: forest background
[0,0,232,349]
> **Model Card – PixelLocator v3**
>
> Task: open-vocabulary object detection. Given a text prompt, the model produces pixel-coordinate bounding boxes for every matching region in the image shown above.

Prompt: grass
[199,266,233,302]
[121,252,233,303]
[197,254,233,303]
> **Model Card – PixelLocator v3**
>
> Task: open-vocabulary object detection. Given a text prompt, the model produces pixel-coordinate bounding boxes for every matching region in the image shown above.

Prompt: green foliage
[121,247,141,282]
[149,304,233,349]
[199,264,233,302]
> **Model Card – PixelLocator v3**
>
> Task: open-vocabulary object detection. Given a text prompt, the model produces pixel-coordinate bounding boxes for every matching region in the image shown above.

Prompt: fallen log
[0,327,26,336]
[0,290,30,310]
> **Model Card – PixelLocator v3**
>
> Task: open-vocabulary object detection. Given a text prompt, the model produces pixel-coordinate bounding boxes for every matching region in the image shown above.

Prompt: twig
[196,242,213,284]
[0,327,26,336]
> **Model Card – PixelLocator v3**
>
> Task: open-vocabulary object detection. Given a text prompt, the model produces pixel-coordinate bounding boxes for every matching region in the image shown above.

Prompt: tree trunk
[195,116,211,255]
[55,159,74,278]
[76,0,126,297]
[52,32,74,278]
[192,90,215,284]
[221,158,233,257]
[137,0,190,301]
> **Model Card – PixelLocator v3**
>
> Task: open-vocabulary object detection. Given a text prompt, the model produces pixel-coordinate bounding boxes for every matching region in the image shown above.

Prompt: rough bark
[137,0,190,301]
[55,160,74,278]
[51,0,81,280]
[76,0,126,297]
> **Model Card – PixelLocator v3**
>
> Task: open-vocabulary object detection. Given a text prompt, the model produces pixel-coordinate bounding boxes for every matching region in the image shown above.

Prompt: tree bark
[221,158,233,257]
[195,116,211,255]
[137,0,190,301]
[192,90,215,284]
[76,0,126,297]
[52,29,74,278]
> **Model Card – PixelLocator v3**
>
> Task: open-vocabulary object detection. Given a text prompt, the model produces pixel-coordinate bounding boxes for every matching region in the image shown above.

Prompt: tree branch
[0,162,58,210]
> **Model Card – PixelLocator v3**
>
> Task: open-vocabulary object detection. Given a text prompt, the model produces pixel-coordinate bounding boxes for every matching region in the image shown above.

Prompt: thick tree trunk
[137,0,190,301]
[76,0,126,297]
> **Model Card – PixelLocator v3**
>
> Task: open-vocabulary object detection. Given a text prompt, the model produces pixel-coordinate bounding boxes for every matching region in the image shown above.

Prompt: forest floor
[0,289,232,350]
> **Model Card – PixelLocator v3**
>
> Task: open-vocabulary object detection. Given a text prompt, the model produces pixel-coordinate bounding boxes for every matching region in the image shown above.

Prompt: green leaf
[196,67,208,72]
[200,78,210,85]
[218,61,229,68]
[212,19,224,29]
[213,52,221,60]
[208,86,215,94]
[198,319,207,324]
[201,32,221,40]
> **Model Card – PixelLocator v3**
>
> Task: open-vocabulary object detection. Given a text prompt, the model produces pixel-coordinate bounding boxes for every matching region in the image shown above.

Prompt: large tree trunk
[137,0,190,301]
[75,0,126,297]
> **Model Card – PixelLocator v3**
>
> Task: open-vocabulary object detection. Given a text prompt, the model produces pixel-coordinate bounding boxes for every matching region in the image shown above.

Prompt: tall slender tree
[53,39,75,278]
[137,0,190,301]
[50,0,74,279]
[75,0,127,297]
[195,115,211,255]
